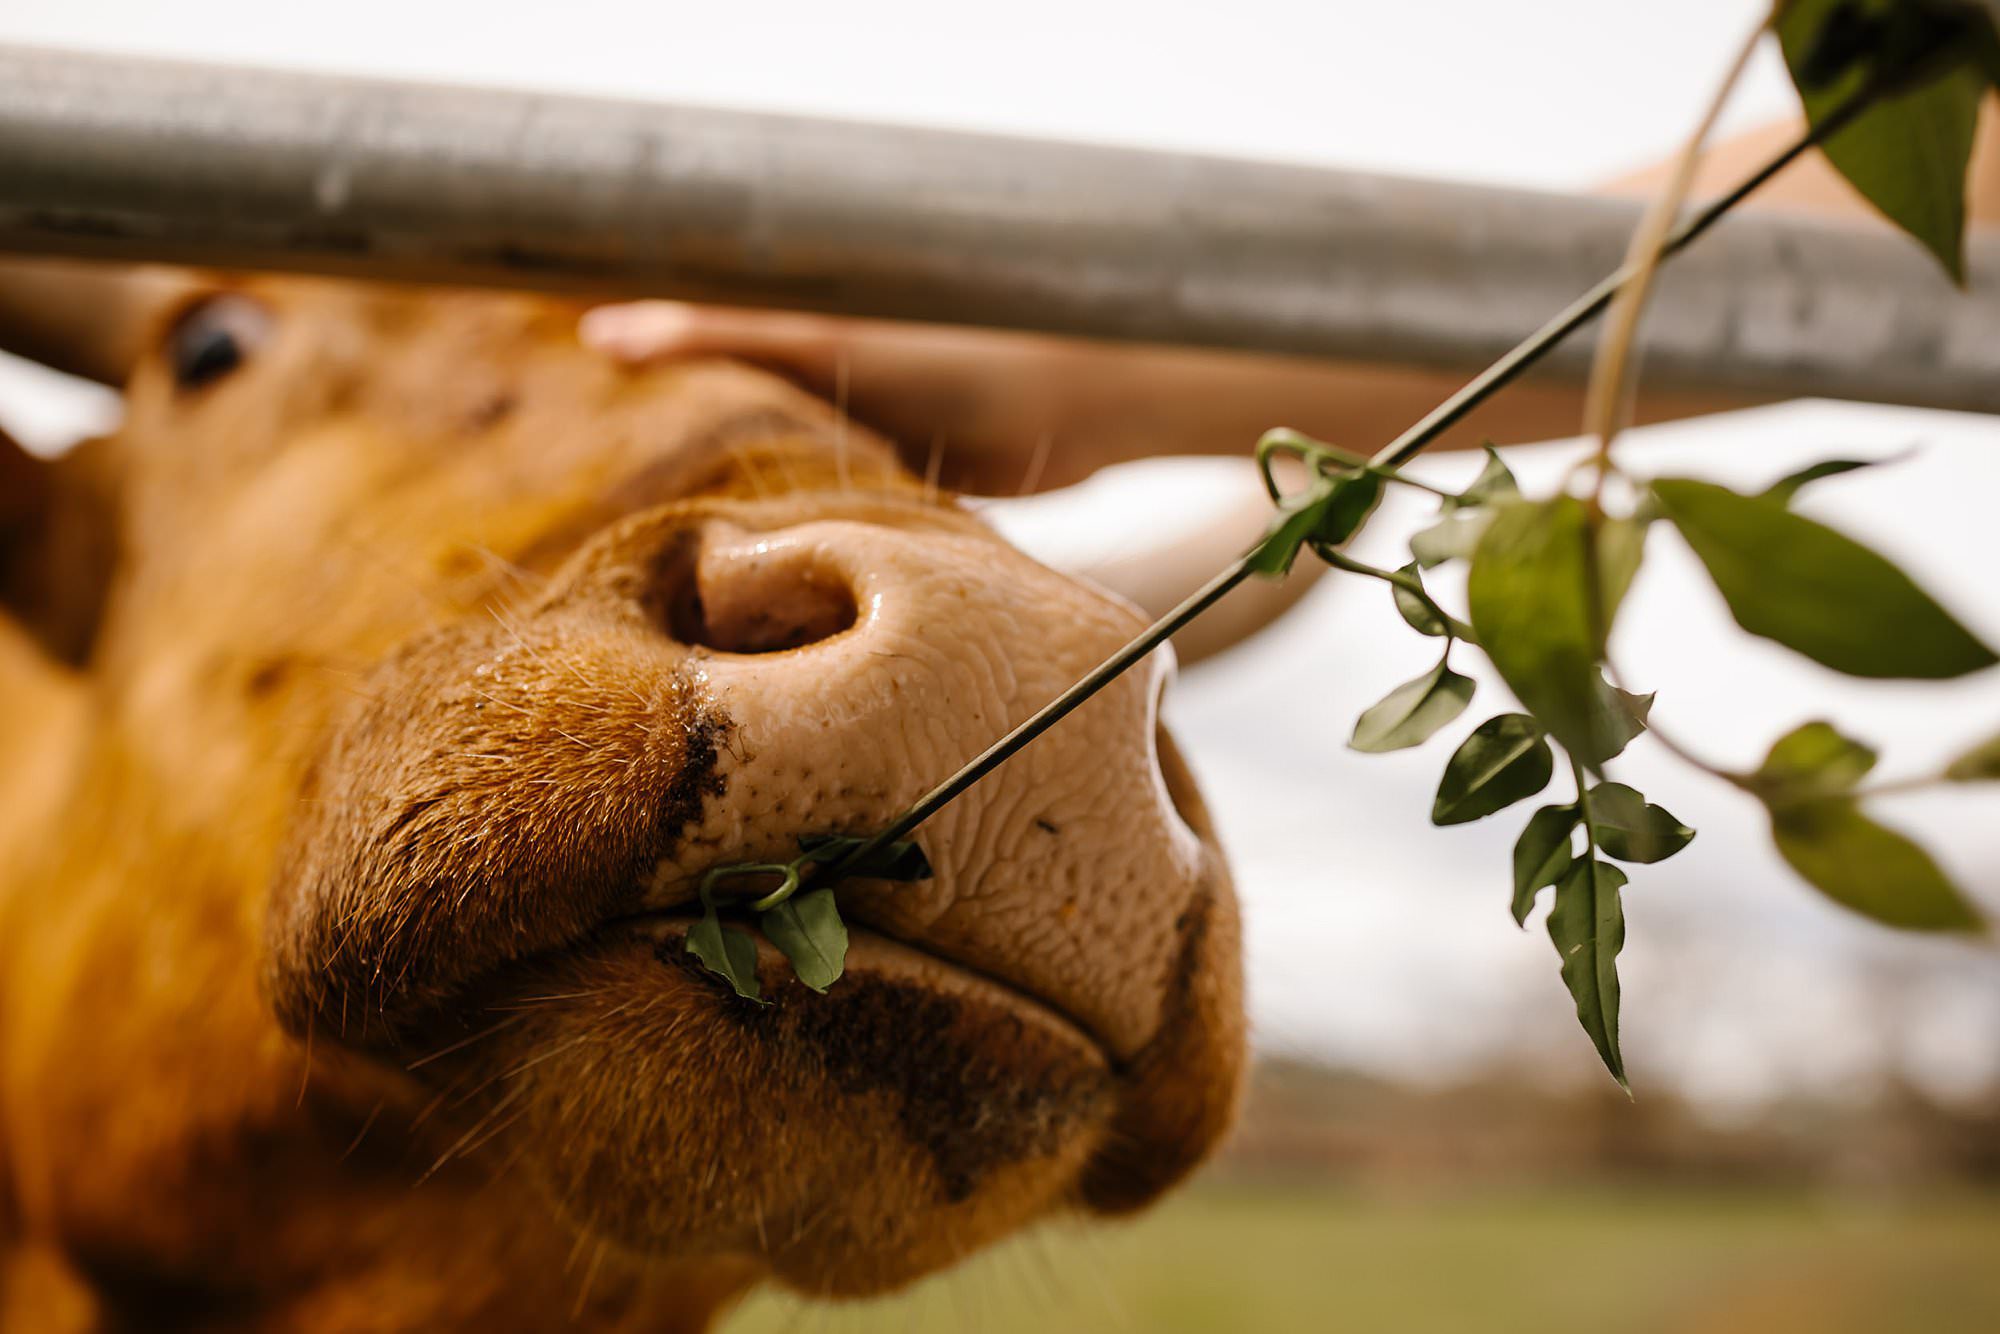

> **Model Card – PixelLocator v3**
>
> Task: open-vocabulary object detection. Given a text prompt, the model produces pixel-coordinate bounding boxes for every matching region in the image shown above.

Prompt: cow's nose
[632,509,1215,1060]
[658,523,861,656]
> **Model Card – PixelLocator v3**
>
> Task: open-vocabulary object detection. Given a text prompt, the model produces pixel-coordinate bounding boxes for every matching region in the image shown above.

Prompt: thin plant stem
[1847,775,1953,802]
[817,553,1260,880]
[803,74,1890,889]
[1572,755,1601,855]
[1630,702,1750,790]
[1316,548,1477,641]
[1583,15,1768,490]
[1369,467,1456,500]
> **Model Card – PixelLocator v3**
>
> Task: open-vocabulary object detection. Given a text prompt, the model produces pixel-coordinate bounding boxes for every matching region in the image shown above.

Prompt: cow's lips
[602,906,1108,1066]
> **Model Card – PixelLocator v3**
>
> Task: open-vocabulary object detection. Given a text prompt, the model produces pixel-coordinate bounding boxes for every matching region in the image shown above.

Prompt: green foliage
[1759,456,1886,506]
[1745,723,1980,930]
[1248,13,2000,1084]
[1250,487,1337,577]
[1548,857,1631,1090]
[687,835,928,995]
[1248,430,1388,575]
[1944,731,2000,780]
[1595,517,1648,624]
[1652,478,1997,679]
[1581,681,1654,766]
[1432,715,1554,825]
[1512,805,1579,926]
[760,888,850,993]
[1459,445,1522,507]
[1313,471,1386,548]
[1968,0,2000,80]
[1380,437,1989,1081]
[1753,720,1879,797]
[1587,783,1696,864]
[1410,445,1519,568]
[687,909,764,1002]
[1410,510,1492,568]
[1392,563,1451,636]
[1351,658,1477,753]
[1467,497,1645,768]
[795,833,935,883]
[1776,0,1990,281]
[1769,799,1982,931]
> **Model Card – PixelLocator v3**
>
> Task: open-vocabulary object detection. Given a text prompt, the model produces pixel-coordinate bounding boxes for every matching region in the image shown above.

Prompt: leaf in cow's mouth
[794,833,934,883]
[686,834,930,996]
[760,888,848,993]
[686,907,764,1002]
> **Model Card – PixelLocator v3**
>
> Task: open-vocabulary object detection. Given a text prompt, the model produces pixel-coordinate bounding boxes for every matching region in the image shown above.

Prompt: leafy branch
[688,0,2000,1092]
[685,836,931,1000]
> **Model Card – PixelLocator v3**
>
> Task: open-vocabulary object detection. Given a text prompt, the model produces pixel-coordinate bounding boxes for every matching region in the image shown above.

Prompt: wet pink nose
[636,508,1219,1061]
[659,526,861,656]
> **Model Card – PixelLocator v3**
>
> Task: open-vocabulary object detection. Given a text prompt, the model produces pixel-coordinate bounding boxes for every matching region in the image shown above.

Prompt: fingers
[575,300,1082,492]
[578,300,849,379]
[0,257,201,386]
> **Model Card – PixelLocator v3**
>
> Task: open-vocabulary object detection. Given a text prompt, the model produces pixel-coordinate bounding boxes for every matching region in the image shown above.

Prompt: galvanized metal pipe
[0,42,1995,411]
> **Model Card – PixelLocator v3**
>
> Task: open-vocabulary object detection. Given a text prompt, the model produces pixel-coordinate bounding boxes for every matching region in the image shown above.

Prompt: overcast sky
[2,2,1994,1109]
[0,0,1800,190]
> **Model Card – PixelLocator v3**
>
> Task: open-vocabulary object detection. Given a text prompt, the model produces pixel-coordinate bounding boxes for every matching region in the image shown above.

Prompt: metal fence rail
[1,43,1996,412]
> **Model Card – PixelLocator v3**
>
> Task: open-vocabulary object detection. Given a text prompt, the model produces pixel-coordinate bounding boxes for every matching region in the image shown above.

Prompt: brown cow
[3,105,1993,1332]
[0,270,1245,1330]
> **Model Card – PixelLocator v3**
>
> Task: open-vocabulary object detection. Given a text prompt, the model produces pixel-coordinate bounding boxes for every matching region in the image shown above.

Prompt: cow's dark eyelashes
[166,294,273,391]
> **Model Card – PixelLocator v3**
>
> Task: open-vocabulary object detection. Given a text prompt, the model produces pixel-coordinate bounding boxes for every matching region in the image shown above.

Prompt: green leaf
[686,910,764,1001]
[1549,858,1630,1088]
[1587,782,1696,864]
[1254,427,1366,472]
[1777,0,1985,282]
[1513,804,1579,926]
[1250,476,1338,577]
[1391,562,1449,636]
[1408,447,1520,568]
[1583,679,1654,765]
[1467,497,1642,768]
[760,888,850,992]
[1755,720,1879,797]
[1351,660,1476,753]
[1432,714,1554,825]
[1770,799,1982,931]
[1652,478,1996,679]
[1411,508,1494,568]
[1460,444,1521,507]
[1759,456,1884,506]
[1969,2,2000,84]
[797,834,934,881]
[1310,470,1384,547]
[1595,516,1648,634]
[1944,730,2000,781]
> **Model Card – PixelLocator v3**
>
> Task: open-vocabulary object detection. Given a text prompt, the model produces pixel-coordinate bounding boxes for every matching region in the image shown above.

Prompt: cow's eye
[166,295,273,391]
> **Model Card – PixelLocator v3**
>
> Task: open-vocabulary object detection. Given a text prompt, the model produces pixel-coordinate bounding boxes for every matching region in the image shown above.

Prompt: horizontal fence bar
[1,43,1997,411]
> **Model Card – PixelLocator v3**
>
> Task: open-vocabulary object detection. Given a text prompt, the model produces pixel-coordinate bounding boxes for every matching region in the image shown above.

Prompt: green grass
[725,1184,2000,1333]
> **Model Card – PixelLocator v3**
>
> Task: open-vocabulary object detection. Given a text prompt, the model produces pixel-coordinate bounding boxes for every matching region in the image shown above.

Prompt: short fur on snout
[0,272,1245,1330]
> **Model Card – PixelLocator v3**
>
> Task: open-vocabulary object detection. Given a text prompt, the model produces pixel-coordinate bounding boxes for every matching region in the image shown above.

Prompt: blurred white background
[0,0,1798,189]
[0,0,1994,1110]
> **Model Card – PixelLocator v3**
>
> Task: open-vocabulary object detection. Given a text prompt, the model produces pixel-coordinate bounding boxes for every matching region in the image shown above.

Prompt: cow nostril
[661,541,859,655]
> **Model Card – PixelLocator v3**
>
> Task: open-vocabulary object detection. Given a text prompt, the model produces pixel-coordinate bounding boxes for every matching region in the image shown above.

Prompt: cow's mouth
[582,828,1115,1070]
[611,911,1106,1064]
